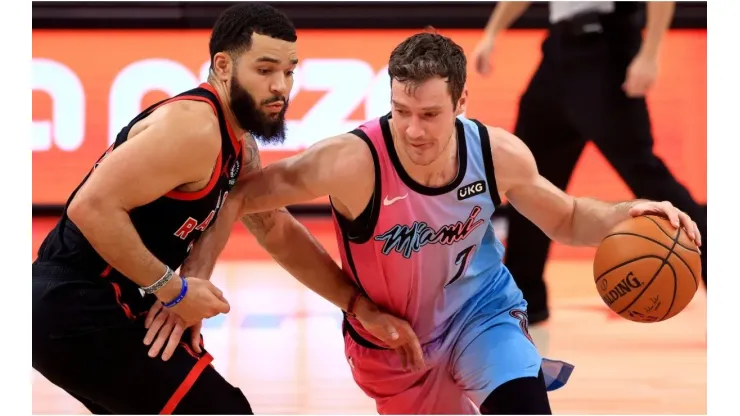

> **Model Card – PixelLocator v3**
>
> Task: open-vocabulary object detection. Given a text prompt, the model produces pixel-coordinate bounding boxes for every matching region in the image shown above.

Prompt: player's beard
[228,72,289,145]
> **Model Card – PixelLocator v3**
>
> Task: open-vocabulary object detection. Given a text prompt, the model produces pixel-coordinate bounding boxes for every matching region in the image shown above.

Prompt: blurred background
[32,1,707,414]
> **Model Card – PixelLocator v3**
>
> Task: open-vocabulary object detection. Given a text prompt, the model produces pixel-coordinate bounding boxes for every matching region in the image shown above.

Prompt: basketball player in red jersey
[31,4,421,414]
[182,32,702,414]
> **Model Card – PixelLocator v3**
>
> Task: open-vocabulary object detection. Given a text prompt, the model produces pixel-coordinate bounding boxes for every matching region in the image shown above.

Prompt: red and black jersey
[35,83,242,300]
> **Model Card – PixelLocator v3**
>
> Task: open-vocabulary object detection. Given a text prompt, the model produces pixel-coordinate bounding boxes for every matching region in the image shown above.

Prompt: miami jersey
[332,113,511,345]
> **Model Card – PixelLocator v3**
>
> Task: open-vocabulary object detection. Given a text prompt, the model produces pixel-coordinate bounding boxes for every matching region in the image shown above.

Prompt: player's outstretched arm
[233,135,372,310]
[234,133,372,213]
[488,126,701,247]
[67,101,231,327]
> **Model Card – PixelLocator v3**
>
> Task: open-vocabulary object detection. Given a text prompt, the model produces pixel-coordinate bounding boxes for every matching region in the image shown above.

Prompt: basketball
[593,215,702,323]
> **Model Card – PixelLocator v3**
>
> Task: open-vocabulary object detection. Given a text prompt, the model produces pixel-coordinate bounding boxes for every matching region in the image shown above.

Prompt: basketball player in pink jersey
[182,32,702,414]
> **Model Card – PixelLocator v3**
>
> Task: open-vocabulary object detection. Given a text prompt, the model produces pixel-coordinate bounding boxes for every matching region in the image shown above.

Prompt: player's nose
[405,121,424,141]
[271,76,289,98]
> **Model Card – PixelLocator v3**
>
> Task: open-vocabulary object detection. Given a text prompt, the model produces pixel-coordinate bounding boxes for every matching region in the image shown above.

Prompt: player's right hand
[143,300,203,361]
[156,277,230,327]
[353,297,425,372]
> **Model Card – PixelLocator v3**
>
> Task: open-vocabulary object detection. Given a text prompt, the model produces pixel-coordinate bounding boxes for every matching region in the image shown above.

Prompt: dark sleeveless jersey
[35,83,242,315]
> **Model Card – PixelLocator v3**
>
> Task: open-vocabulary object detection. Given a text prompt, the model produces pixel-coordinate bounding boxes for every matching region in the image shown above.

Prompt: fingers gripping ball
[593,215,701,323]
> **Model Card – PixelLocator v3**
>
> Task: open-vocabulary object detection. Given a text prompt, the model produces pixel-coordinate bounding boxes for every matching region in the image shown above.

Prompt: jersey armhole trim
[472,119,502,207]
[329,128,382,244]
[165,150,223,201]
[147,94,223,201]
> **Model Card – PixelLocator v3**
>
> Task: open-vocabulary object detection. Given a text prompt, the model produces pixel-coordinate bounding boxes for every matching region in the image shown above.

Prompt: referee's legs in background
[505,33,586,328]
[504,25,707,333]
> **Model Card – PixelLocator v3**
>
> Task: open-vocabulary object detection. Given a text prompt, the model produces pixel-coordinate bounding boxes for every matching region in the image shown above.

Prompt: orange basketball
[593,215,702,323]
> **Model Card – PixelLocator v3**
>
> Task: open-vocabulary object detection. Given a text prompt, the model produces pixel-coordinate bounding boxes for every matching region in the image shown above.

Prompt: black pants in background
[505,22,707,323]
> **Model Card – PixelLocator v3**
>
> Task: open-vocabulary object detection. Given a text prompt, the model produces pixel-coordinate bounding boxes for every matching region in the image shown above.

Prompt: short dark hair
[388,32,467,106]
[209,3,297,67]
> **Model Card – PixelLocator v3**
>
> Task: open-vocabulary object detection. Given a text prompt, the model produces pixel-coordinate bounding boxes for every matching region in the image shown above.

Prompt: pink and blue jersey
[333,114,573,413]
[333,114,507,345]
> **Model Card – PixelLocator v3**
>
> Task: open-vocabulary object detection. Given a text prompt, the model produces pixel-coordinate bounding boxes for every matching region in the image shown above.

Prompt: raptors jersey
[35,83,242,318]
[333,114,510,346]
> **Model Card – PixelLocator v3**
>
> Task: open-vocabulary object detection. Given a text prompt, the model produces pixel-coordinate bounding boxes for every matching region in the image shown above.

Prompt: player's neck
[206,78,248,142]
[390,120,459,186]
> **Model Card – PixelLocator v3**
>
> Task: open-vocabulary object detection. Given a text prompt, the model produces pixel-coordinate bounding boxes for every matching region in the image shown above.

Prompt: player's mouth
[410,142,433,151]
[265,102,284,112]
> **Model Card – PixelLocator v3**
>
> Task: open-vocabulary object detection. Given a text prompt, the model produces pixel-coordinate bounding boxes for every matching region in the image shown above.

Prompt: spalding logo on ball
[593,215,702,323]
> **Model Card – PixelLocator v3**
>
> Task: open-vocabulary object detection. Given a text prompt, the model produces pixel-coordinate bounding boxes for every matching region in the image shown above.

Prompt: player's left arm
[233,138,375,315]
[181,138,357,309]
[488,126,701,247]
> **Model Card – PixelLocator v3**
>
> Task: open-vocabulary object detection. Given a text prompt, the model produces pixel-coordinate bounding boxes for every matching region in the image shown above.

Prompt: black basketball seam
[595,254,666,283]
[642,215,699,252]
[616,227,680,316]
[659,260,679,322]
[602,232,699,290]
[672,246,699,292]
[602,231,671,250]
[641,215,699,292]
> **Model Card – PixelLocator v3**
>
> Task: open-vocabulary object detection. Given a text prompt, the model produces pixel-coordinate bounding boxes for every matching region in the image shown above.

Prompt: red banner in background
[32,29,706,206]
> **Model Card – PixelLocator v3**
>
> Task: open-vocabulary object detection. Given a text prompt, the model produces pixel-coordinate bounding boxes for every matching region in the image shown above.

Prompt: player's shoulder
[479,124,538,189]
[117,99,222,175]
[479,124,531,161]
[327,132,374,163]
[455,116,507,146]
[298,132,374,183]
[148,99,221,147]
[457,118,524,156]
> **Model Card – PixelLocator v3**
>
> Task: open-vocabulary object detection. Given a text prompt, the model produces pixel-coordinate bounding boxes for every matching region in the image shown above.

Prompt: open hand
[143,301,203,361]
[629,200,702,247]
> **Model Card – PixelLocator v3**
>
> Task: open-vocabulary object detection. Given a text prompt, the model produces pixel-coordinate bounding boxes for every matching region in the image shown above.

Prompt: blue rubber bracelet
[163,276,188,308]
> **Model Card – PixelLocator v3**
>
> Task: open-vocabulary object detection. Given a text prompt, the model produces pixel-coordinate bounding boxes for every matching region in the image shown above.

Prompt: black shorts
[32,263,253,414]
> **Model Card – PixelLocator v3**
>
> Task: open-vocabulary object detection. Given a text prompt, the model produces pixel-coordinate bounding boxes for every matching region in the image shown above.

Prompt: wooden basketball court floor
[31,217,707,415]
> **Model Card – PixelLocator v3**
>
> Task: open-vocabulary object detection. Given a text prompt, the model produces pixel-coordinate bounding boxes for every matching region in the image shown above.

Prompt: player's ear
[455,88,468,116]
[212,52,233,82]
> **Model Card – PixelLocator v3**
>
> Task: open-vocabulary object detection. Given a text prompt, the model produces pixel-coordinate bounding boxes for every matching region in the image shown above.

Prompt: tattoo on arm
[238,137,292,243]
[242,138,261,174]
[241,208,290,244]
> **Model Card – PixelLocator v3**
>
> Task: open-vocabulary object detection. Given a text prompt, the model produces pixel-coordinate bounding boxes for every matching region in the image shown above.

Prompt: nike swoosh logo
[384,194,408,206]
